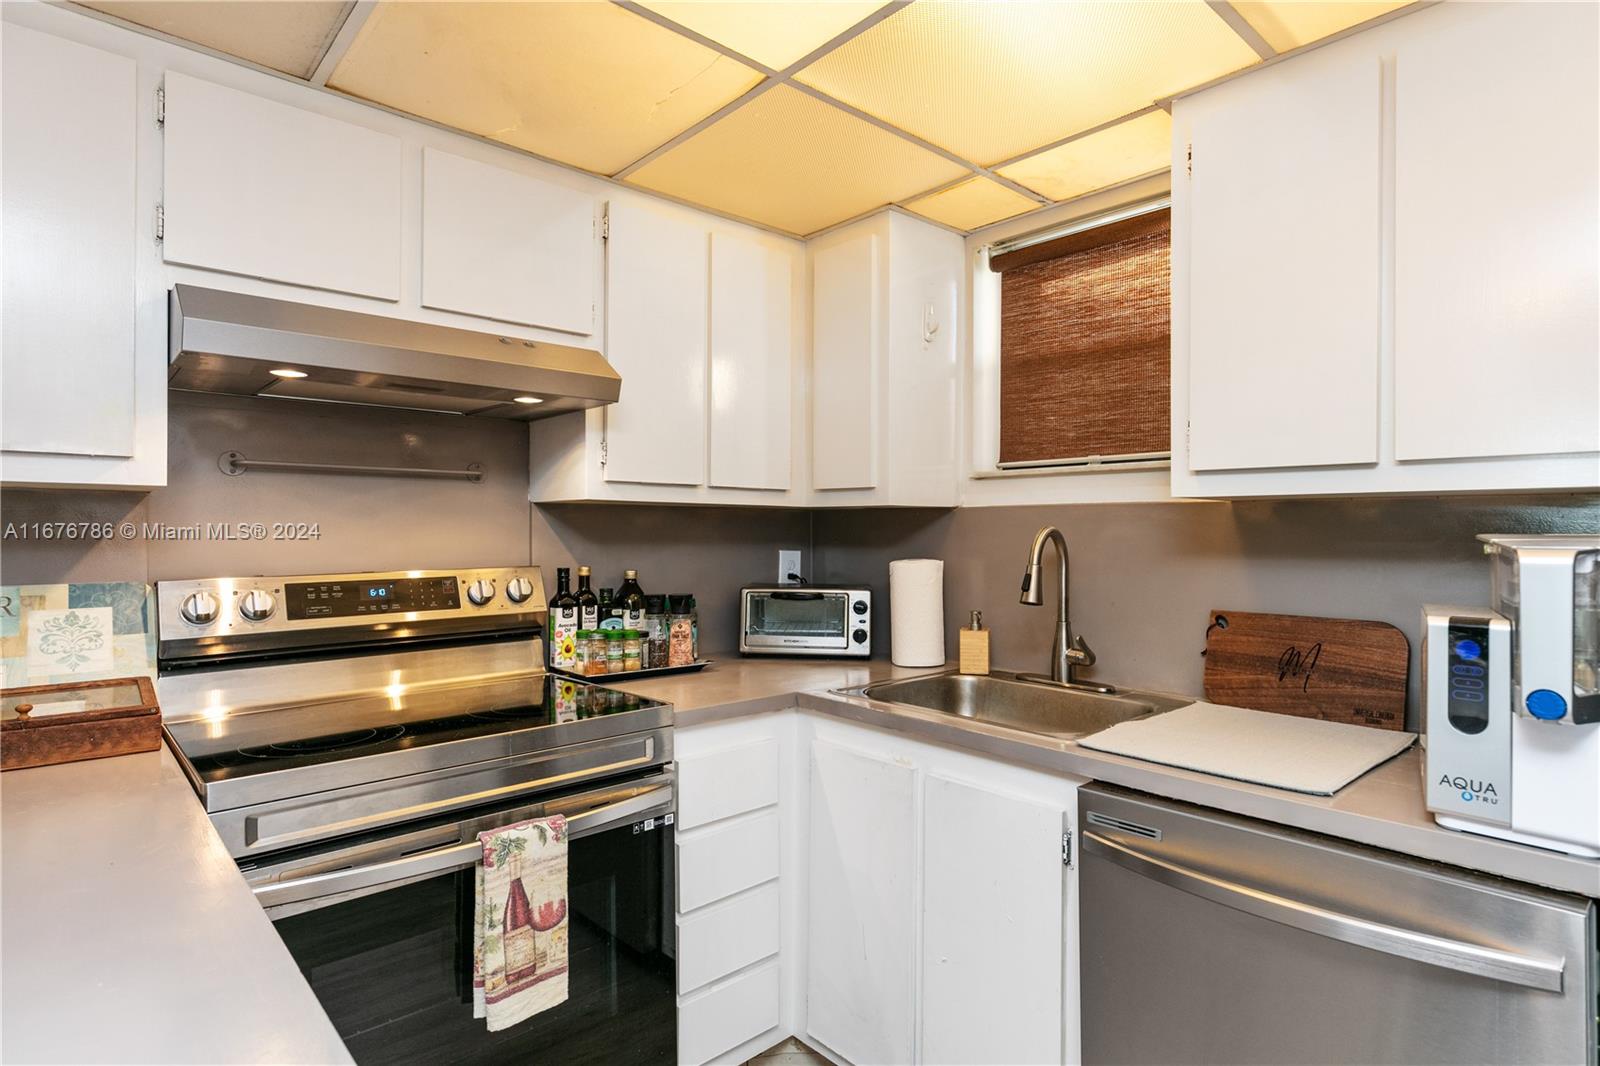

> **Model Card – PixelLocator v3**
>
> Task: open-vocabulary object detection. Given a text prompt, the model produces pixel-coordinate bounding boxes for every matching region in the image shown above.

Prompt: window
[988,204,1171,468]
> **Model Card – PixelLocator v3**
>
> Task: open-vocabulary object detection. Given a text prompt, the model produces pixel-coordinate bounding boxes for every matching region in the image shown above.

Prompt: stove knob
[179,591,220,626]
[238,589,277,622]
[505,576,535,604]
[466,578,497,606]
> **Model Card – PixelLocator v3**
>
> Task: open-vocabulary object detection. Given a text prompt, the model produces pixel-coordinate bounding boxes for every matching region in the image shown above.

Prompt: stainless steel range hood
[168,285,620,419]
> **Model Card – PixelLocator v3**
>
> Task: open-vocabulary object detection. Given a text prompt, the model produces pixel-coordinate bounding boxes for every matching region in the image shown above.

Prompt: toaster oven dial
[466,579,497,606]
[505,576,534,604]
[852,600,869,615]
[853,628,869,644]
[239,589,277,622]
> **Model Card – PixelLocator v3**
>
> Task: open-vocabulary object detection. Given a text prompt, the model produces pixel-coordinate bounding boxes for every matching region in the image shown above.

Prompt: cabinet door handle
[1082,831,1565,992]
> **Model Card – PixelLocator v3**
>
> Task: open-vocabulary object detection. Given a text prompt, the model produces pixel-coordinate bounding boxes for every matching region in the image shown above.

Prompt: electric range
[156,566,677,1064]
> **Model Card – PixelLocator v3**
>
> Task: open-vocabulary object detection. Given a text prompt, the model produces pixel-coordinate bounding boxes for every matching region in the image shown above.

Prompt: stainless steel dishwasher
[1079,785,1597,1066]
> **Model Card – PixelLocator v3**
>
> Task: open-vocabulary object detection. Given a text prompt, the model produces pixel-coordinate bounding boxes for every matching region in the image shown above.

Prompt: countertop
[3,656,1592,1065]
[0,747,352,1065]
[615,657,1600,899]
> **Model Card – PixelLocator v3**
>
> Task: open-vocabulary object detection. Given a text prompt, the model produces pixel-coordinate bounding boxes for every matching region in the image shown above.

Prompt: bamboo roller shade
[992,208,1171,465]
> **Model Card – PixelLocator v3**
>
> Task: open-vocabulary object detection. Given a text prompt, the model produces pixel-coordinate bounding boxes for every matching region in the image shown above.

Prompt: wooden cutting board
[1203,610,1409,730]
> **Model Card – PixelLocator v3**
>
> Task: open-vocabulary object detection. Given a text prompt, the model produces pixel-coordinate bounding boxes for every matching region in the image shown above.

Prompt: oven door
[742,589,850,652]
[252,772,675,1066]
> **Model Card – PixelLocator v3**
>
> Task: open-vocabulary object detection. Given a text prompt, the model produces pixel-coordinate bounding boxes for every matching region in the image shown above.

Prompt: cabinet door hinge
[600,436,608,467]
[155,85,165,127]
[155,203,165,241]
[1185,142,1192,178]
[599,211,610,241]
[1062,829,1074,868]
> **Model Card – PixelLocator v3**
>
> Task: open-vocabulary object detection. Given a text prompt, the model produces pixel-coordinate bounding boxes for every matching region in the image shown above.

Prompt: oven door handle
[252,783,673,910]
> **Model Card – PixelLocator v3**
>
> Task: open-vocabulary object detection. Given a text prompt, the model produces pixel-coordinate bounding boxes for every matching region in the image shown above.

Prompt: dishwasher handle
[1082,830,1565,993]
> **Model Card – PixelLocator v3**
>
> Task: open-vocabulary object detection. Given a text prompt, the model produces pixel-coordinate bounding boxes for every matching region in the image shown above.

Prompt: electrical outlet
[778,550,803,585]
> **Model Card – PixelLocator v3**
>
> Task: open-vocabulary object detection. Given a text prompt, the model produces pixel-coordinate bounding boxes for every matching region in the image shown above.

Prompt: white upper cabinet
[2,25,137,459]
[601,198,709,487]
[1,23,163,488]
[709,231,794,491]
[1172,1,1599,497]
[808,212,961,507]
[161,71,403,301]
[1183,47,1380,473]
[811,233,880,491]
[1392,1,1599,463]
[420,147,596,335]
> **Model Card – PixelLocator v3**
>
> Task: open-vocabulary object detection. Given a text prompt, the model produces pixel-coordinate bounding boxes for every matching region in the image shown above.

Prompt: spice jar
[605,631,625,673]
[668,598,695,667]
[622,629,643,672]
[582,631,609,677]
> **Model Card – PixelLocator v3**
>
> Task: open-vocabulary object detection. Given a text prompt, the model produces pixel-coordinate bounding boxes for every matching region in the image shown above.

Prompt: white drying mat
[1079,701,1416,796]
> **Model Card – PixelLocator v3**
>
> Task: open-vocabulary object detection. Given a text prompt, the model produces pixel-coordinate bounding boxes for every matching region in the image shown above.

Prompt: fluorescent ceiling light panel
[904,177,1040,232]
[998,111,1174,203]
[795,0,1259,165]
[328,0,763,175]
[79,0,349,78]
[1231,1,1414,53]
[625,84,967,236]
[636,0,890,70]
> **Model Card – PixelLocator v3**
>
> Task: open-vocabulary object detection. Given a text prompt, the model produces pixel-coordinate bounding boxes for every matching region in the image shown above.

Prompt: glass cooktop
[165,674,666,785]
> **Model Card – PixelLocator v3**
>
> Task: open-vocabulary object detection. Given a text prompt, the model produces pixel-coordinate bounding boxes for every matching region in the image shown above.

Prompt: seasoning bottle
[622,630,643,672]
[668,596,695,667]
[548,568,579,671]
[576,566,600,630]
[645,594,668,668]
[597,587,623,631]
[959,610,990,676]
[617,570,647,630]
[605,631,625,673]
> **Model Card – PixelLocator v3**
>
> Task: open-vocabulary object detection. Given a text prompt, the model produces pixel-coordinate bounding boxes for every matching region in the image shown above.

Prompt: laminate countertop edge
[0,744,353,1066]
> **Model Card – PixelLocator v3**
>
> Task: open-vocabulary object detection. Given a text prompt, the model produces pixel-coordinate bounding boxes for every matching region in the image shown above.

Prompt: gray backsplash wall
[530,504,811,653]
[1,393,810,654]
[1,393,533,585]
[813,495,1600,728]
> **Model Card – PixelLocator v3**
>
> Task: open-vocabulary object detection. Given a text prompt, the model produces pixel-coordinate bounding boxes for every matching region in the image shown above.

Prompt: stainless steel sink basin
[851,672,1187,739]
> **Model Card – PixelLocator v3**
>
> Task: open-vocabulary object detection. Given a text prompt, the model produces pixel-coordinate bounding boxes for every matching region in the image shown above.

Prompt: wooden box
[1,676,162,770]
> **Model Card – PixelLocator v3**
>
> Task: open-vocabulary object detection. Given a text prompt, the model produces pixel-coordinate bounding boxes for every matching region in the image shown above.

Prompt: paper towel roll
[890,558,945,667]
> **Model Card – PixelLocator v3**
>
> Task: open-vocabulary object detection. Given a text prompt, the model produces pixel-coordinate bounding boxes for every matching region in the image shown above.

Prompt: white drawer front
[678,881,782,994]
[678,959,782,1066]
[677,737,779,829]
[678,810,780,913]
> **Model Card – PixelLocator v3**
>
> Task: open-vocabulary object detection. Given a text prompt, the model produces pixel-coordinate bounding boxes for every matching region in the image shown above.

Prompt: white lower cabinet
[675,710,1083,1066]
[675,715,794,1065]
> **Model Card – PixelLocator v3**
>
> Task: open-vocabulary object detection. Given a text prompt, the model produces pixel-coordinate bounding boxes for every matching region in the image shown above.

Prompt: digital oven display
[285,577,462,619]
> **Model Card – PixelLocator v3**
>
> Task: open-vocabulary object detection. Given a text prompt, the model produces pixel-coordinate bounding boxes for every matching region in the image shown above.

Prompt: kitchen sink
[850,672,1187,739]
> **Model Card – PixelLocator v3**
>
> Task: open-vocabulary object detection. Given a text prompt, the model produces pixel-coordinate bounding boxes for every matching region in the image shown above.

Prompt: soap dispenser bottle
[959,610,990,676]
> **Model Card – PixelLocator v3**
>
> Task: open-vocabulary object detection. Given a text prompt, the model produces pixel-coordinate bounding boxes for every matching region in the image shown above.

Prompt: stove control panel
[156,567,545,663]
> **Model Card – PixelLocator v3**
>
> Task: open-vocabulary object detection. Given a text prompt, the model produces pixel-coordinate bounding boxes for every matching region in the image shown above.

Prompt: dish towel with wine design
[473,814,569,1031]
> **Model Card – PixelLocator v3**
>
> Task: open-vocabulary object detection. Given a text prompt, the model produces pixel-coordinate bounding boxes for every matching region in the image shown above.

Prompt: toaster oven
[740,585,871,657]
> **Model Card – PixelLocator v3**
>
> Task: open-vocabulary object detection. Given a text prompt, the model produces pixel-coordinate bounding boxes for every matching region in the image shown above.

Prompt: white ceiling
[76,0,1416,237]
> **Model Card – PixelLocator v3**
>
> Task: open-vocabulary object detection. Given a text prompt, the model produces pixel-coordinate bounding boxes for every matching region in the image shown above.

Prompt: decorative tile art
[0,583,156,688]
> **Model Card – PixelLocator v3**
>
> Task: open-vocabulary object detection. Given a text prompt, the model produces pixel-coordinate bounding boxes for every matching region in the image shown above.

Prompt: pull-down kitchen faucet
[1018,526,1115,693]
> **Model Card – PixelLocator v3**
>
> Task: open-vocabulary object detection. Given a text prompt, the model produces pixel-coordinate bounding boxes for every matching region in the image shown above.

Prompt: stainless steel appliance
[1423,534,1600,857]
[1079,785,1596,1066]
[739,584,871,657]
[157,566,675,1065]
[168,284,621,419]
